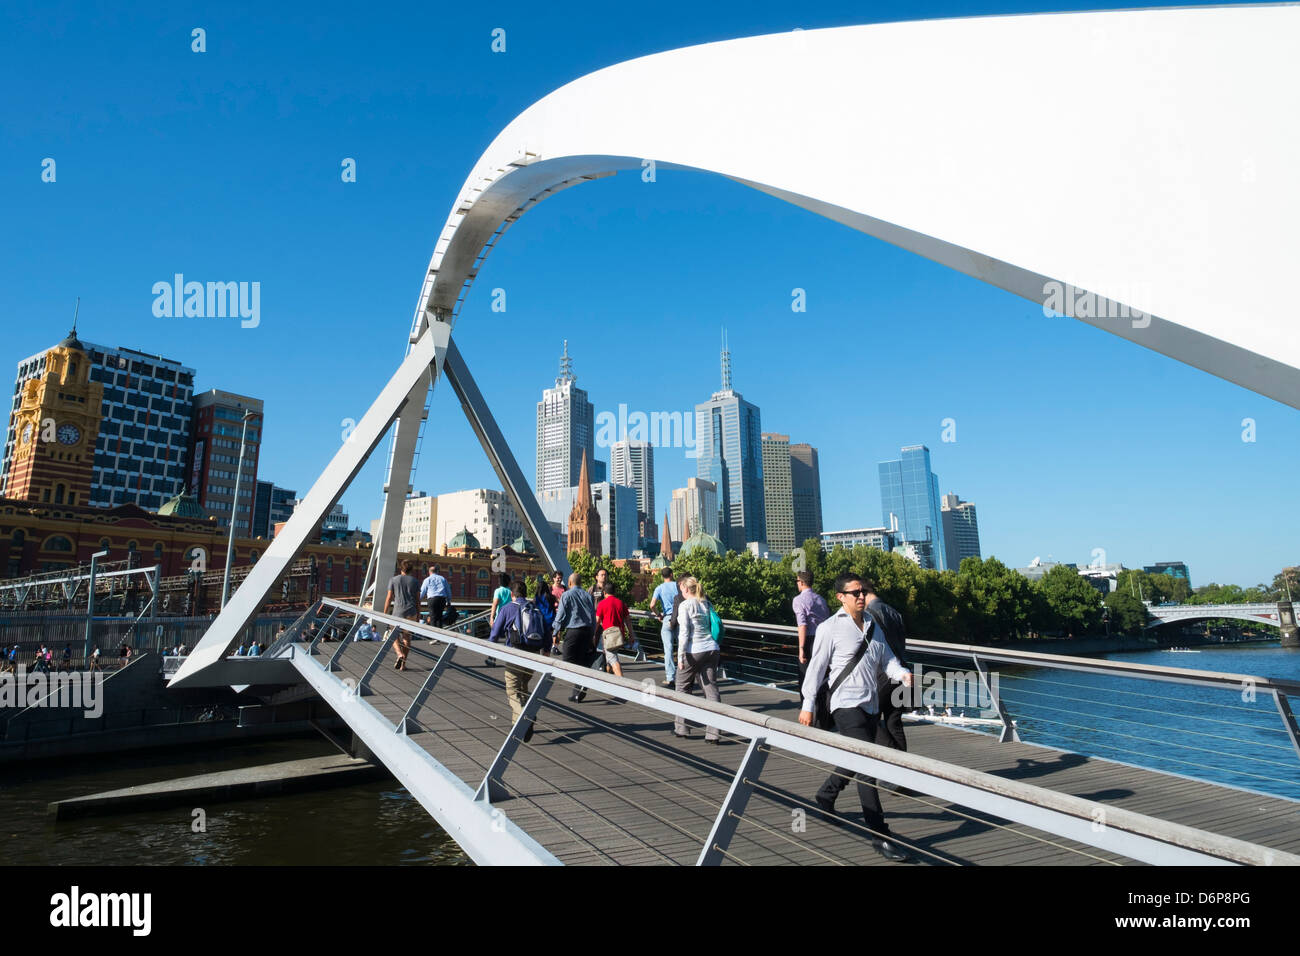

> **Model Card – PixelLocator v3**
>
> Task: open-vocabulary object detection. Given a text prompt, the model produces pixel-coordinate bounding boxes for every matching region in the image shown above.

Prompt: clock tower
[4,329,103,506]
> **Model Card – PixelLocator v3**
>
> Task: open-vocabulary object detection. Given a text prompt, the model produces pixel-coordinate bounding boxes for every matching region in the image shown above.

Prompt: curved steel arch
[174,6,1300,686]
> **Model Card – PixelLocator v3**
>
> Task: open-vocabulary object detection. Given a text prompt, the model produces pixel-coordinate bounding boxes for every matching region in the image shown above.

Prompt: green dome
[680,528,724,556]
[510,532,534,554]
[650,554,668,570]
[158,489,206,520]
[448,526,480,550]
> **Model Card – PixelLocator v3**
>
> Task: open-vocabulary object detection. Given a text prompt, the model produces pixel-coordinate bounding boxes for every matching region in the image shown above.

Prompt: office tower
[761,433,796,555]
[669,477,719,543]
[790,442,823,548]
[253,481,297,539]
[610,439,654,534]
[394,491,437,553]
[940,493,982,571]
[190,389,262,535]
[694,333,764,552]
[1143,561,1191,588]
[878,444,945,570]
[536,340,595,494]
[821,527,898,551]
[3,331,195,512]
[433,488,524,552]
[538,476,639,559]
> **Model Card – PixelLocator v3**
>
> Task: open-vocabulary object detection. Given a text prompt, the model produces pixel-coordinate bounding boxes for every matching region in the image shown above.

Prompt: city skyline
[3,1,1294,588]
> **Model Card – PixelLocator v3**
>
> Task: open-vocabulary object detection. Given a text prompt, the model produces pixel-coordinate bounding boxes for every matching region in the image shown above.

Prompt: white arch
[173,6,1299,686]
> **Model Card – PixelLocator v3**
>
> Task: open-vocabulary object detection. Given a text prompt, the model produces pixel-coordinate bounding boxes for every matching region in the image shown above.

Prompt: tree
[1035,564,1104,636]
[1104,590,1149,634]
[953,556,1035,641]
[566,551,637,601]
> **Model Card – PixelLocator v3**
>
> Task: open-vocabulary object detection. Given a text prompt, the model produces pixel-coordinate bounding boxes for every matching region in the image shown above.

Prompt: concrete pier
[48,754,385,820]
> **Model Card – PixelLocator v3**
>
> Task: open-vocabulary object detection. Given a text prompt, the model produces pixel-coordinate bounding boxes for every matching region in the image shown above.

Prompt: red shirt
[595,594,629,632]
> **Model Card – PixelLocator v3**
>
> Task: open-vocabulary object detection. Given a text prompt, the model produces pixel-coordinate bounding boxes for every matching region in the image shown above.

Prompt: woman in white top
[673,576,722,742]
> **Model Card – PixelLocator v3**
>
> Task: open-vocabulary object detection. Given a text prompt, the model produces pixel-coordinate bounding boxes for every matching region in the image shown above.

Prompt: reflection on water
[0,737,469,866]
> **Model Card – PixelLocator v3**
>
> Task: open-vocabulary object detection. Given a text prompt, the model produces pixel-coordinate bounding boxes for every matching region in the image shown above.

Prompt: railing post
[326,617,365,671]
[972,653,1019,743]
[359,629,398,693]
[475,672,554,803]
[697,736,769,866]
[1273,690,1300,764]
[399,644,456,734]
[307,607,340,655]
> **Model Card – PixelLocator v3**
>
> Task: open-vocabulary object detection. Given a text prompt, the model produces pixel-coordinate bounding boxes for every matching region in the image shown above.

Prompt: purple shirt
[793,588,831,634]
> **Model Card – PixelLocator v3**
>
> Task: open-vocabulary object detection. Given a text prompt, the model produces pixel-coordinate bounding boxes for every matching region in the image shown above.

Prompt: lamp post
[221,409,257,609]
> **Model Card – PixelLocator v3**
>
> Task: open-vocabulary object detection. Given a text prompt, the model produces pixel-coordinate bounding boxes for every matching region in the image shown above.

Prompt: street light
[221,409,258,609]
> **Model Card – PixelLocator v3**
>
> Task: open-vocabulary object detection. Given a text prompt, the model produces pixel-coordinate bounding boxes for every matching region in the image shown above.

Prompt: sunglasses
[839,588,867,598]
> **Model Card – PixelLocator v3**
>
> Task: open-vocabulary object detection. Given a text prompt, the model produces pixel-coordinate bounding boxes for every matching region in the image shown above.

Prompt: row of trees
[561,541,1294,645]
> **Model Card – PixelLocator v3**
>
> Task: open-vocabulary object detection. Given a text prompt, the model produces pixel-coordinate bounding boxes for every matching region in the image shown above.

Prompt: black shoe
[870,838,911,862]
[704,738,719,745]
[568,693,580,703]
[815,795,836,815]
[673,731,690,739]
[575,689,586,703]
[522,724,535,743]
[485,658,496,667]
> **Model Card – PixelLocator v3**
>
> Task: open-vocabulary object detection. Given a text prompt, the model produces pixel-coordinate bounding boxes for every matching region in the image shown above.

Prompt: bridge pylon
[1279,602,1299,648]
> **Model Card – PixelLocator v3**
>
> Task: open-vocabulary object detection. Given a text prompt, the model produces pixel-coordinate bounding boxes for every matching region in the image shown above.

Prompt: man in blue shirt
[553,572,597,702]
[792,571,831,685]
[488,580,552,742]
[421,564,450,627]
[650,568,680,687]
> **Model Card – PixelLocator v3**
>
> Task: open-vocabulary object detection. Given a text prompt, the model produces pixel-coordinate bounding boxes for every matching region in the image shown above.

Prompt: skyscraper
[536,341,595,495]
[669,477,719,544]
[790,442,823,548]
[694,334,764,552]
[761,433,796,555]
[190,389,262,535]
[878,444,945,570]
[940,493,981,571]
[610,438,654,535]
[3,332,195,512]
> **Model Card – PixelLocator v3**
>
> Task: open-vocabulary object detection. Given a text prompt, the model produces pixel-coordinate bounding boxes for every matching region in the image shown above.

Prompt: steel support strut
[698,736,770,865]
[476,672,554,803]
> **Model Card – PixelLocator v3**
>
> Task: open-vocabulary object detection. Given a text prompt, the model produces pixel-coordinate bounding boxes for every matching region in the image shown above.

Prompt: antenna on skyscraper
[720,327,732,391]
[558,339,575,385]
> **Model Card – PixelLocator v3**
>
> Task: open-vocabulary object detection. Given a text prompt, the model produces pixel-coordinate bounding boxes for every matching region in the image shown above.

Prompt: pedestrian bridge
[190,598,1300,866]
[1146,603,1285,629]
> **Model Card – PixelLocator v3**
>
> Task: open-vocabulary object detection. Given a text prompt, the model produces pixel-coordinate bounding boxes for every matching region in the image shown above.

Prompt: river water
[0,737,468,866]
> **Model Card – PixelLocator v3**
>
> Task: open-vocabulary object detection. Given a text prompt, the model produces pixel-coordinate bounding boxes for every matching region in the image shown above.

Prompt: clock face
[21,423,32,444]
[56,423,81,446]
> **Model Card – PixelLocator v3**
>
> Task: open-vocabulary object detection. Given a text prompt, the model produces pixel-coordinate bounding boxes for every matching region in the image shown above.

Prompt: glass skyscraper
[878,444,945,571]
[695,337,764,552]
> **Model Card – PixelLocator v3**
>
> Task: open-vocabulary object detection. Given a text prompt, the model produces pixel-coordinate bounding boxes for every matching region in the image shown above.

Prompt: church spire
[660,508,674,561]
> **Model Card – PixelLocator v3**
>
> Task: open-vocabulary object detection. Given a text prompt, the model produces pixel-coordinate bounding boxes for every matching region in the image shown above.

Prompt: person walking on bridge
[793,570,830,686]
[673,576,722,742]
[421,564,450,628]
[553,572,597,702]
[799,573,914,862]
[383,560,421,672]
[488,580,552,742]
[863,579,910,754]
[650,568,679,688]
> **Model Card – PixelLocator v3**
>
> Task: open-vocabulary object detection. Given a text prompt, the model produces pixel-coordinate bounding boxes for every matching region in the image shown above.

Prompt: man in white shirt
[799,572,914,862]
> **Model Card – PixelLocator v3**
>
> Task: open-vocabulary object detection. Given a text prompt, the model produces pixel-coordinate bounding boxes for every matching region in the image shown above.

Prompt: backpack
[506,600,548,650]
[442,603,459,626]
[708,605,725,645]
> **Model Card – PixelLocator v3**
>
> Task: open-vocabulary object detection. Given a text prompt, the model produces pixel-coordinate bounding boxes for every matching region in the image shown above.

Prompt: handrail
[627,609,1300,695]
[306,597,1300,866]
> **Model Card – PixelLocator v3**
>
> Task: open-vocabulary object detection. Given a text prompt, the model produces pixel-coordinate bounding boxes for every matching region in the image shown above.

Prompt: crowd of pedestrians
[364,554,919,861]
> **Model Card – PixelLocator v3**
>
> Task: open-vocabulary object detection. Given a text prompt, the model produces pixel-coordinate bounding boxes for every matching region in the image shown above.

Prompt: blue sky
[2,0,1292,588]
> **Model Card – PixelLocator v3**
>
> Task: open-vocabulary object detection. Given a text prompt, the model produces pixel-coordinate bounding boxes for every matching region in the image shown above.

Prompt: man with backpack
[798,573,914,862]
[488,580,553,741]
[863,579,910,753]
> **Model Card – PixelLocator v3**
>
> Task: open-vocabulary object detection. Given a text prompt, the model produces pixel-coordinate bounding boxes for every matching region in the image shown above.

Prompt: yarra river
[2,642,1296,865]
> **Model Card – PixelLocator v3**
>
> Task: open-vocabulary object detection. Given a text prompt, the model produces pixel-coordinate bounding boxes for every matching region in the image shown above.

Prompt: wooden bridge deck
[321,638,1300,866]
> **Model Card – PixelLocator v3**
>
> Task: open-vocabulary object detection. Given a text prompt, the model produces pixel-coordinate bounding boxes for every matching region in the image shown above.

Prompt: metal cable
[994,670,1276,716]
[997,682,1290,738]
[994,693,1297,755]
[996,697,1300,770]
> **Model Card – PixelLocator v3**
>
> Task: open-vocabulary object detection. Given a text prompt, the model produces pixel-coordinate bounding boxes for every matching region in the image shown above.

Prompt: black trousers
[561,626,596,666]
[816,706,888,836]
[426,596,447,627]
[876,679,908,752]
